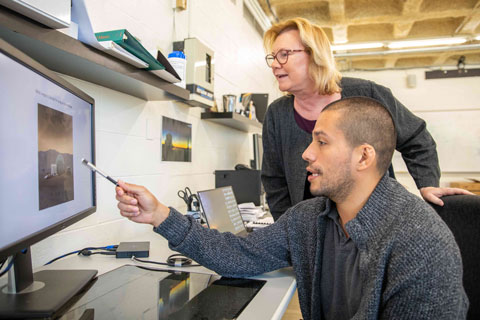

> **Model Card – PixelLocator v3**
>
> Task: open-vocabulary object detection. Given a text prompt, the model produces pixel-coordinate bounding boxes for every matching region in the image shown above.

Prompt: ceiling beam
[332,25,348,44]
[329,0,346,43]
[329,0,345,21]
[393,22,415,39]
[455,10,480,34]
[432,52,452,65]
[384,57,397,68]
[318,9,473,27]
[393,0,422,38]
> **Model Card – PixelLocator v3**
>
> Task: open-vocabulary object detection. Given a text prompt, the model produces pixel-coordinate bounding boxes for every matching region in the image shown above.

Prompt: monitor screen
[197,186,247,236]
[0,41,95,259]
[0,38,96,318]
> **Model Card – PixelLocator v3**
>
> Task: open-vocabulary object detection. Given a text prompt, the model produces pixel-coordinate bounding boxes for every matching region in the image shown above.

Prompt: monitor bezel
[252,133,263,170]
[0,38,97,261]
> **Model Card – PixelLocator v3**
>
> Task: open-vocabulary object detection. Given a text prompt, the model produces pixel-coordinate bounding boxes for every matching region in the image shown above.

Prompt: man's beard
[310,160,354,203]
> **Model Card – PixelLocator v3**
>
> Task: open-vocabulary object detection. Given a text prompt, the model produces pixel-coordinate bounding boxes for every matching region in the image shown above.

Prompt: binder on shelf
[95,29,180,83]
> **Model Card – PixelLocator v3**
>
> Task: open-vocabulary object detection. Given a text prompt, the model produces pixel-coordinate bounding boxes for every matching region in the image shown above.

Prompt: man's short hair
[323,97,397,175]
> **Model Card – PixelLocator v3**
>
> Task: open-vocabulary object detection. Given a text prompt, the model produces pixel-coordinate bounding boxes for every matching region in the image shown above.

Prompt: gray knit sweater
[262,77,441,219]
[154,175,468,319]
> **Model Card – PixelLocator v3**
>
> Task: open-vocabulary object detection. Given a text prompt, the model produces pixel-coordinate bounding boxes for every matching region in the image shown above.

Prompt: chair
[430,195,480,320]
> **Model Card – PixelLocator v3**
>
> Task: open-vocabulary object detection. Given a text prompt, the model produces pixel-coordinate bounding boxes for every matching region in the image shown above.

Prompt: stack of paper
[238,202,265,222]
[97,41,148,68]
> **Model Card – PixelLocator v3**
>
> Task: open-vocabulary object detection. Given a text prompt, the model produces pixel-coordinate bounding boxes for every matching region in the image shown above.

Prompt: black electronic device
[252,133,263,170]
[116,242,150,258]
[234,163,251,170]
[215,170,262,206]
[60,265,266,319]
[0,38,97,318]
[241,93,269,123]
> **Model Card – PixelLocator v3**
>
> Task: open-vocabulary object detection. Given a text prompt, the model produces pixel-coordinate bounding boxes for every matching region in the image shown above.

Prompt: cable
[78,249,116,256]
[0,249,28,277]
[132,254,201,267]
[44,245,118,265]
[0,257,15,278]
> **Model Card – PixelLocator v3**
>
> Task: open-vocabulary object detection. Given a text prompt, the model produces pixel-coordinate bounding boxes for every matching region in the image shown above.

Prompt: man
[261,17,472,220]
[116,97,468,319]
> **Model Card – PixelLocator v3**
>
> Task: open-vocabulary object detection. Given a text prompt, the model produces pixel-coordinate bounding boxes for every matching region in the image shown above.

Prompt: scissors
[177,187,198,211]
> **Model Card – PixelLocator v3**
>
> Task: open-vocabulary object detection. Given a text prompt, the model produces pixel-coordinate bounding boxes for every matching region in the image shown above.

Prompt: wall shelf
[201,112,262,132]
[0,6,209,106]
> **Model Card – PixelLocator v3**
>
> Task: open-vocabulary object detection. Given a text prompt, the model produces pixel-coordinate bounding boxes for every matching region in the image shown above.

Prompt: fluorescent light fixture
[475,35,480,41]
[331,42,383,51]
[388,37,466,49]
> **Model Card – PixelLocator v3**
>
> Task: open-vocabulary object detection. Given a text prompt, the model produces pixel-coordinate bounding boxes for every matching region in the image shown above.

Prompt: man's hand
[420,186,474,206]
[115,180,170,227]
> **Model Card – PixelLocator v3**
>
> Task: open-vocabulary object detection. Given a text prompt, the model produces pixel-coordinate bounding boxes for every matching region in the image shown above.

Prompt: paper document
[238,202,266,222]
[98,41,148,68]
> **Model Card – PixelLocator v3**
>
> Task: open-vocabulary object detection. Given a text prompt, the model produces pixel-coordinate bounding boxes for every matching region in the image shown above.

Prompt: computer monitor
[197,186,248,236]
[214,170,262,206]
[0,38,97,317]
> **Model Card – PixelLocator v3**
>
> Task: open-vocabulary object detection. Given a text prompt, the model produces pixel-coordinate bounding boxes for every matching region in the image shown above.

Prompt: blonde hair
[264,17,342,95]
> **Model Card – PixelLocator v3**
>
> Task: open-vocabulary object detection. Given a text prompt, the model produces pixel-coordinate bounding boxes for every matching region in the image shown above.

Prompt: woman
[261,17,471,220]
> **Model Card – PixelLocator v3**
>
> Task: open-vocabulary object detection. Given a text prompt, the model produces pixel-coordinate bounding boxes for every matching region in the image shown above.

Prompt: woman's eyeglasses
[265,49,306,67]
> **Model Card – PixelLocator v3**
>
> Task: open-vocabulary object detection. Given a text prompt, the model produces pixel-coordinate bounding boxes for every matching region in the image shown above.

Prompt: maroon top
[293,107,316,201]
[293,107,316,133]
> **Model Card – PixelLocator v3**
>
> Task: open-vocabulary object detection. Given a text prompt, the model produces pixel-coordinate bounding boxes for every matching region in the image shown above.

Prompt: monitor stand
[0,248,97,319]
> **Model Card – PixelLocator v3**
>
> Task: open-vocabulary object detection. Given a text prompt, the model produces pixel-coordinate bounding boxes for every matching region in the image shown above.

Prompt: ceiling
[257,0,480,71]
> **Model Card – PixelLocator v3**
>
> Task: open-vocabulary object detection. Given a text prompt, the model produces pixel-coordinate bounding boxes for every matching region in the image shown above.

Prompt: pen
[81,158,118,186]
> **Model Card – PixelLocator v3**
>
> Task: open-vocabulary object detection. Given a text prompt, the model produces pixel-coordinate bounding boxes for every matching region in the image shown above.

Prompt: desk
[35,232,297,319]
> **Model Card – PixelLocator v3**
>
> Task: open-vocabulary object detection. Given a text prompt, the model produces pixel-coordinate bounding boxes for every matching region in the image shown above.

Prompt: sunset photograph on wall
[161,116,192,162]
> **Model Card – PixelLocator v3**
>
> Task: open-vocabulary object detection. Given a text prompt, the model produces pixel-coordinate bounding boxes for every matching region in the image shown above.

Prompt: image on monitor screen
[38,103,74,210]
[0,38,97,318]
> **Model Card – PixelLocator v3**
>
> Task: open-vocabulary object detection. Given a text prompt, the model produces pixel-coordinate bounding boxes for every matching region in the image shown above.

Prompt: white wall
[31,0,281,268]
[342,68,480,195]
[29,1,480,267]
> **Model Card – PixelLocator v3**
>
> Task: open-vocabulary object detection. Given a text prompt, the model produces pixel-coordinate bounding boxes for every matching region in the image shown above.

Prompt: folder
[95,29,180,83]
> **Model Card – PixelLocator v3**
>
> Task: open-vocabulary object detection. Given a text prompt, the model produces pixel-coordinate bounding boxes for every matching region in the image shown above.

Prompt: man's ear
[353,144,376,172]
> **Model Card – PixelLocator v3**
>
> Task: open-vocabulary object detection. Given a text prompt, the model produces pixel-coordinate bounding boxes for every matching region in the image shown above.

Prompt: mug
[223,94,237,112]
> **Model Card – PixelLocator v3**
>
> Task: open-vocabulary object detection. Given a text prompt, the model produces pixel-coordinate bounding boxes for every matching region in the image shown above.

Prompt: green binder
[95,29,165,71]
